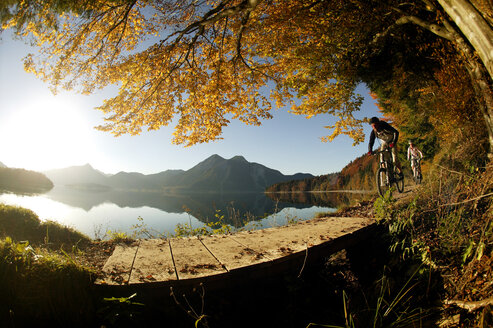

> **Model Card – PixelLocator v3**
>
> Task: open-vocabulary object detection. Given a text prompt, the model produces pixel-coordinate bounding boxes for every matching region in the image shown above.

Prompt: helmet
[369,117,379,124]
[409,140,414,145]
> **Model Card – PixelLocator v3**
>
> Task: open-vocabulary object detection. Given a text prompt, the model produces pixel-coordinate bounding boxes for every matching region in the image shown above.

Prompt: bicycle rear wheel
[376,168,391,197]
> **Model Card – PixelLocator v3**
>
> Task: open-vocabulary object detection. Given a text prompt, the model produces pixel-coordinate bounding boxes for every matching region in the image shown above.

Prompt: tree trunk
[437,0,493,156]
[437,0,493,81]
[465,55,493,157]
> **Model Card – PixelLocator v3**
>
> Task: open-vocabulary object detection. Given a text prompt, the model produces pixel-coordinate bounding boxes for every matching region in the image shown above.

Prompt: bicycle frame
[373,147,404,196]
[375,147,394,175]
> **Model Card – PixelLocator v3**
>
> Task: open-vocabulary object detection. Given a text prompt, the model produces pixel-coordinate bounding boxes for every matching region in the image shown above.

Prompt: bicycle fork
[380,160,391,186]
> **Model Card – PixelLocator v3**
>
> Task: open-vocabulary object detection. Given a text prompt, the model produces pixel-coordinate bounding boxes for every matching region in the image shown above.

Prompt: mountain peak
[208,154,224,160]
[230,155,247,162]
[41,155,314,192]
[200,154,226,165]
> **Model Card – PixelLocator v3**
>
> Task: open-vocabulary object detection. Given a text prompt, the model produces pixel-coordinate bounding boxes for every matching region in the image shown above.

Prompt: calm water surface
[0,186,367,239]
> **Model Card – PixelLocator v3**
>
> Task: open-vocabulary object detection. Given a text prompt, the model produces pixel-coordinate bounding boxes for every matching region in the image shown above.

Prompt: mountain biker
[367,117,403,177]
[407,140,423,177]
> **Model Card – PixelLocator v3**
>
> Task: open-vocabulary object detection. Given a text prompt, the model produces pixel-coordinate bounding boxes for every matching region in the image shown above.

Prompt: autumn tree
[370,0,493,156]
[1,0,492,154]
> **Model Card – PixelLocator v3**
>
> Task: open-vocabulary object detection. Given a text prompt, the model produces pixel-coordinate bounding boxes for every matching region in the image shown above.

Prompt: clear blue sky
[0,31,380,176]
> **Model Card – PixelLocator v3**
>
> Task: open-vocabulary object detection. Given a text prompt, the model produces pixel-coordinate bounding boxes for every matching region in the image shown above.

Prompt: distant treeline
[0,167,54,194]
[266,172,339,192]
[265,189,367,208]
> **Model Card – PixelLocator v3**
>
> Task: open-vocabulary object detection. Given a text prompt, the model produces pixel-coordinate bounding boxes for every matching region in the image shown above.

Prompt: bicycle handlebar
[371,147,392,155]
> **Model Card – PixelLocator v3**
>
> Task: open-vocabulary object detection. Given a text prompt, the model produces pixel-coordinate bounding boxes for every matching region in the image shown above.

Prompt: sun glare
[1,94,95,171]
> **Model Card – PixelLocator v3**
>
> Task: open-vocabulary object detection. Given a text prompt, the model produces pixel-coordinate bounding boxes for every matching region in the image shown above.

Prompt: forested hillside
[335,154,378,190]
[266,155,377,192]
[0,167,53,194]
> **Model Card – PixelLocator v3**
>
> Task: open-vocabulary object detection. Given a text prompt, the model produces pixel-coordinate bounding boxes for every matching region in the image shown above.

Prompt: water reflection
[265,191,370,208]
[0,187,368,239]
[44,187,309,223]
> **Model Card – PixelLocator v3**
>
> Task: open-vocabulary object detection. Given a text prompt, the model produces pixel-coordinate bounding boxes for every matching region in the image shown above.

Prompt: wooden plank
[226,217,370,260]
[94,223,381,302]
[199,234,272,271]
[170,237,227,280]
[96,217,373,285]
[98,241,139,285]
[129,239,176,284]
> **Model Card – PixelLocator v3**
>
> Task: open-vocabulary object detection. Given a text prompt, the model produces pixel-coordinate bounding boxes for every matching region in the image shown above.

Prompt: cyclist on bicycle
[407,140,423,177]
[367,117,403,178]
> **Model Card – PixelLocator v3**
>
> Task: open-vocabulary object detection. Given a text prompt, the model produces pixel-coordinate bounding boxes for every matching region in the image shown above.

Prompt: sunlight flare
[1,93,94,171]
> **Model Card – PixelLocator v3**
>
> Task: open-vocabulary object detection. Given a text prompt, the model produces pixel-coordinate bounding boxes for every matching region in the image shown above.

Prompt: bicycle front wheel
[376,168,391,197]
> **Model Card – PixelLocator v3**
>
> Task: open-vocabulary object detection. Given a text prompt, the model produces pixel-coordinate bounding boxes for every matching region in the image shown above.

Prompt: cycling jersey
[407,146,423,160]
[368,120,399,153]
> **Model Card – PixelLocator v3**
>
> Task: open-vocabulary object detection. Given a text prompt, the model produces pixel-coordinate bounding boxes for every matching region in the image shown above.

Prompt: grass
[306,268,431,328]
[0,237,96,326]
[0,203,91,248]
[370,163,493,326]
[0,204,97,326]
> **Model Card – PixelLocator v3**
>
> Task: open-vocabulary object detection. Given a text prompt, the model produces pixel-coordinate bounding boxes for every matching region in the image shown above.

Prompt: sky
[0,31,380,177]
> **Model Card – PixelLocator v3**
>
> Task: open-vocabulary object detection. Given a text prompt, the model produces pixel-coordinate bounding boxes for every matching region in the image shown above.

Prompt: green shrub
[0,237,96,326]
[0,204,90,248]
[0,204,40,241]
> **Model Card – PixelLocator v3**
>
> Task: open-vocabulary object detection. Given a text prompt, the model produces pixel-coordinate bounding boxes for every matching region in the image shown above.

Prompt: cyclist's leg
[391,146,403,177]
[379,142,387,166]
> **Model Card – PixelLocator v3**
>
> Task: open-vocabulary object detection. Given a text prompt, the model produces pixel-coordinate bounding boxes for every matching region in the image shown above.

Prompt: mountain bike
[411,158,422,184]
[374,147,404,197]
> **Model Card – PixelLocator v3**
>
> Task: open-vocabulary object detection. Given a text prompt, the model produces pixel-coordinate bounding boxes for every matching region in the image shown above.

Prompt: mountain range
[43,155,314,192]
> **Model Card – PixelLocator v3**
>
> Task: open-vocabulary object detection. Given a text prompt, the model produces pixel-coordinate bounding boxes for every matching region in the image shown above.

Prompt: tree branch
[372,12,454,46]
[164,0,262,46]
[396,15,454,40]
[439,192,493,207]
[445,297,493,312]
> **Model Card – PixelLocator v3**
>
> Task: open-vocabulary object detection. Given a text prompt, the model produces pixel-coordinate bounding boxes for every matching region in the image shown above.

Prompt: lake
[0,186,368,239]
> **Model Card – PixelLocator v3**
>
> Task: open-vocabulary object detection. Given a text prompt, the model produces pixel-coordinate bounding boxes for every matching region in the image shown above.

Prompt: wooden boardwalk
[95,216,377,293]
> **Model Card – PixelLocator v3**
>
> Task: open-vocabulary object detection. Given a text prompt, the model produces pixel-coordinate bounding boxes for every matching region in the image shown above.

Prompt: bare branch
[395,15,454,40]
[440,192,493,207]
[372,12,454,47]
[232,10,251,65]
[445,297,493,312]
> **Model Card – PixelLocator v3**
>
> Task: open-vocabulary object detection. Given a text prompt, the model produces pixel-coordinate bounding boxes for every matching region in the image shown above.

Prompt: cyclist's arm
[392,128,399,144]
[407,147,411,160]
[368,130,376,152]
